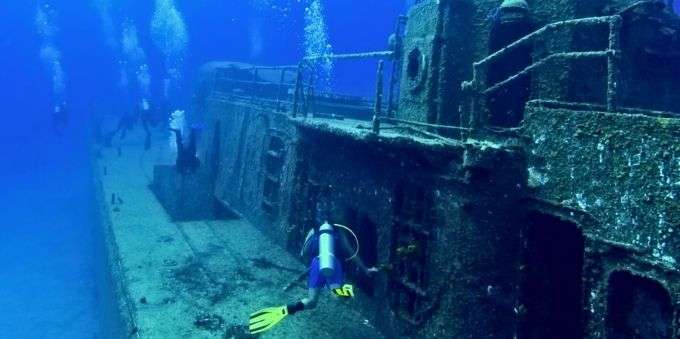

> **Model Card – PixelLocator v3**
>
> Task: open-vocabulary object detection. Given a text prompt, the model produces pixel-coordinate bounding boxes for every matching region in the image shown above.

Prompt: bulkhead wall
[199,98,299,242]
[524,103,680,263]
[398,1,441,123]
[199,91,530,337]
[523,102,680,337]
[397,0,612,125]
[285,123,528,338]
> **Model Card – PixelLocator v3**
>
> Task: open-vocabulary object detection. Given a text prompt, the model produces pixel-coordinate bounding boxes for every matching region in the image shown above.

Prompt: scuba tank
[317,222,336,277]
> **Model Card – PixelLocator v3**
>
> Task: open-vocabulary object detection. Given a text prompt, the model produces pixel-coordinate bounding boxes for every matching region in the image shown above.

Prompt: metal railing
[461,15,623,134]
[291,16,408,122]
[211,64,300,111]
[290,50,395,120]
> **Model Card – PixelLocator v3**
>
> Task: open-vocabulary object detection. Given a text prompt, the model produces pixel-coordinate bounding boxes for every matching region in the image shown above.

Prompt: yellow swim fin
[249,306,289,334]
[332,284,355,298]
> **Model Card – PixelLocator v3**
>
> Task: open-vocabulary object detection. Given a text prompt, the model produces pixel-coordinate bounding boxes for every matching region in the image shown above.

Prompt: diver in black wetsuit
[486,0,535,127]
[104,100,154,149]
[170,127,201,175]
[52,102,68,136]
[104,110,136,146]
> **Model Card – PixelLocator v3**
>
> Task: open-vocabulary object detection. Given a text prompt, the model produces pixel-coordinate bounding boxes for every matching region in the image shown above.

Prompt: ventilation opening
[343,209,378,296]
[407,48,422,80]
[606,271,673,339]
[519,213,584,339]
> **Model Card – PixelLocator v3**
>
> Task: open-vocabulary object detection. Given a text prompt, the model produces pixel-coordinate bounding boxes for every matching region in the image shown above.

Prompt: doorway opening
[606,270,673,339]
[343,209,378,296]
[519,213,585,339]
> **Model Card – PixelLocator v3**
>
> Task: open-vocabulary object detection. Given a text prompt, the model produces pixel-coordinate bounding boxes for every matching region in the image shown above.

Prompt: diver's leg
[187,128,197,155]
[170,129,183,150]
[287,258,322,313]
[328,257,345,290]
[286,287,319,316]
[170,129,185,172]
[105,118,124,146]
[302,288,321,310]
[142,119,151,150]
[186,128,200,171]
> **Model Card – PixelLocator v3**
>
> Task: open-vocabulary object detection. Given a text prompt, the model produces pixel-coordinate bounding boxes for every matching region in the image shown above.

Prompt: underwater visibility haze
[1,0,680,338]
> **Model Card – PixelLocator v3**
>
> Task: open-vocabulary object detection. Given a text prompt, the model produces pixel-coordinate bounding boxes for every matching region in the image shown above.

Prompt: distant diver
[171,126,201,175]
[104,100,153,150]
[486,0,535,127]
[248,198,378,335]
[52,102,68,136]
[139,100,153,150]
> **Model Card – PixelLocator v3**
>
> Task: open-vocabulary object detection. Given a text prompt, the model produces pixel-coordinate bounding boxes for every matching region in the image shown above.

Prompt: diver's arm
[300,229,315,258]
[338,230,375,275]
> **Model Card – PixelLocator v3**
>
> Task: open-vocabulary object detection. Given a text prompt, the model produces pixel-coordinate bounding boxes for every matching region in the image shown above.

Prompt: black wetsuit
[172,128,200,174]
[104,107,153,149]
[104,112,136,146]
[52,108,68,136]
[486,7,535,127]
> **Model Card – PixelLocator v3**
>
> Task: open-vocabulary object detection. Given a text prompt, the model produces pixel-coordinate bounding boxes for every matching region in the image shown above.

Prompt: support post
[387,15,407,117]
[303,75,315,117]
[606,16,622,112]
[251,68,258,103]
[276,69,287,112]
[292,65,303,117]
[467,63,488,132]
[373,61,385,134]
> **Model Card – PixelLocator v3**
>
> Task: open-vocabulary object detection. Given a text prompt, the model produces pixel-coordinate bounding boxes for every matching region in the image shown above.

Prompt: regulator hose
[333,224,360,262]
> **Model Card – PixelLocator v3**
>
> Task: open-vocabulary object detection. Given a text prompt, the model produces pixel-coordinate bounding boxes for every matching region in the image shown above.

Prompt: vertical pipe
[468,63,486,132]
[387,16,407,118]
[293,65,303,117]
[606,16,622,112]
[303,75,315,117]
[460,82,471,142]
[373,61,385,134]
[276,69,287,112]
[251,68,259,103]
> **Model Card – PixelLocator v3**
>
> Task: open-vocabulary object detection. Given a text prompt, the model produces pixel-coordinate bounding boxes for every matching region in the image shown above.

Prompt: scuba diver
[104,110,137,146]
[52,102,68,136]
[104,100,154,149]
[248,198,378,335]
[138,99,153,150]
[170,126,201,175]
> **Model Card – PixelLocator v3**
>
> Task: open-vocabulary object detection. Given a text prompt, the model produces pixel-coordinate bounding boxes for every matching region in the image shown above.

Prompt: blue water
[0,0,404,337]
[0,137,117,338]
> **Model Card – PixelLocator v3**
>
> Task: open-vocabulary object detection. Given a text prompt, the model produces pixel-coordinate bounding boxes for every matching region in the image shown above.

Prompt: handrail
[302,51,394,63]
[476,16,618,69]
[463,15,621,91]
[461,15,623,134]
[378,117,472,132]
[214,77,297,88]
[293,49,398,117]
[248,65,299,71]
[484,51,612,95]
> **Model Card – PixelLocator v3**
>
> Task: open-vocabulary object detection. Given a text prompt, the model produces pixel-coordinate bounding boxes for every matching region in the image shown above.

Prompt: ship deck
[94,125,384,338]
